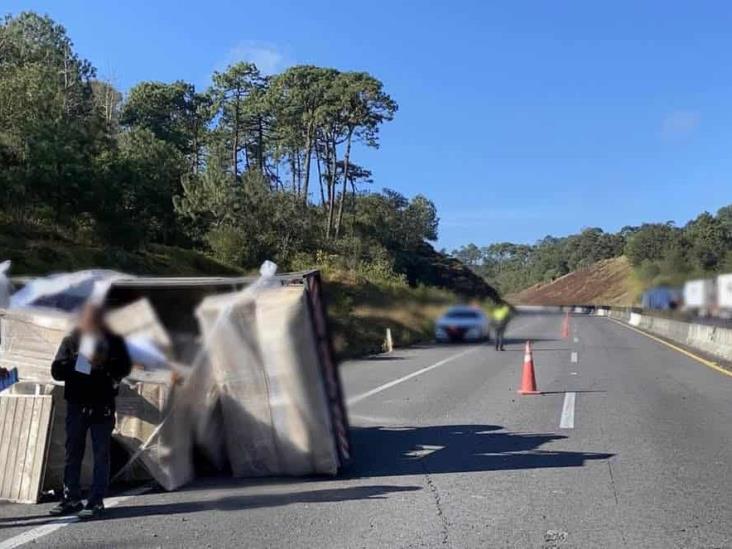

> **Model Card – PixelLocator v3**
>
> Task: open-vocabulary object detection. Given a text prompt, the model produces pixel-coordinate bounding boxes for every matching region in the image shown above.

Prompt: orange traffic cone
[518,340,540,395]
[561,312,570,339]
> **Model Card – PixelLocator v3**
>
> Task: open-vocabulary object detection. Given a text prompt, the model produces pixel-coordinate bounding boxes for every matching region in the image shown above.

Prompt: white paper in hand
[76,334,97,375]
[79,334,97,357]
[75,354,92,375]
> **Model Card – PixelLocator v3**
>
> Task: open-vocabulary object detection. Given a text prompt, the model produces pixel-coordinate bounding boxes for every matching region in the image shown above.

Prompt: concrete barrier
[609,310,732,363]
[686,323,732,362]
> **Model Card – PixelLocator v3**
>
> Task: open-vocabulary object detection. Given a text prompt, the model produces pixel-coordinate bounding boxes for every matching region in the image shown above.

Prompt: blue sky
[6,1,732,250]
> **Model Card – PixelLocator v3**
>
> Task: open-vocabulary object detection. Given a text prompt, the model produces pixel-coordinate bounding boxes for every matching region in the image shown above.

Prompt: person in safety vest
[490,302,512,351]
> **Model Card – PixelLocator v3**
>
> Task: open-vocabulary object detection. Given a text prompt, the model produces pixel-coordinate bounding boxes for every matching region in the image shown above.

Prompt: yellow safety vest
[492,305,510,323]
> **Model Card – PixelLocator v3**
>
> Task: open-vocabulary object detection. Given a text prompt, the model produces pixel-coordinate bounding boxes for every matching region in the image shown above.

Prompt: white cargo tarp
[193,285,338,477]
[10,270,126,311]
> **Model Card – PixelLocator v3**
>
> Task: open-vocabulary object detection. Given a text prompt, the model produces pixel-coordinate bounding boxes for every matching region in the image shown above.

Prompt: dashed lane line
[560,392,576,429]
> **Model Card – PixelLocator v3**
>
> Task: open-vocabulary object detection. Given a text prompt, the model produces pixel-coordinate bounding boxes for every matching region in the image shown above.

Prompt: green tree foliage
[120,81,210,172]
[457,207,732,294]
[684,212,731,270]
[717,205,732,233]
[0,12,100,224]
[267,66,336,201]
[1,11,443,288]
[209,62,269,178]
[625,223,678,266]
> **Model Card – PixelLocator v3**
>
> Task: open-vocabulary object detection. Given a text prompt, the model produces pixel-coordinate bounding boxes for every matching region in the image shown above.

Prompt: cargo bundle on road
[0,264,350,503]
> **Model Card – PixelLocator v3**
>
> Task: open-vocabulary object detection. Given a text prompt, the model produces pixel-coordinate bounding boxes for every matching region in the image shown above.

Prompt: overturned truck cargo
[0,268,350,503]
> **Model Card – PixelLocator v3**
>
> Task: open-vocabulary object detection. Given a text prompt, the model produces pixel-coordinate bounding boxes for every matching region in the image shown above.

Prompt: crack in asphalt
[420,461,450,546]
[607,460,628,548]
[606,461,620,506]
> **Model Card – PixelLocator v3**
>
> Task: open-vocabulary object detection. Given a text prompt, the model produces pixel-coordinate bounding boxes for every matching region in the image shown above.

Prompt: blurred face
[78,303,103,334]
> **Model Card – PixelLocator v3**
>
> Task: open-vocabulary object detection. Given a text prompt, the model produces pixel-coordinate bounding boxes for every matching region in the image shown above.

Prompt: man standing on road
[491,302,512,351]
[49,303,131,520]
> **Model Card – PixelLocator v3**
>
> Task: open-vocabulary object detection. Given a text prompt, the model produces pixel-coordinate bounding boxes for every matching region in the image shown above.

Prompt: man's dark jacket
[51,329,132,408]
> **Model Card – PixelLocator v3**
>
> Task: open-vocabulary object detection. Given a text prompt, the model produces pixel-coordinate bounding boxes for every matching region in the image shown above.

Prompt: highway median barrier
[604,307,732,364]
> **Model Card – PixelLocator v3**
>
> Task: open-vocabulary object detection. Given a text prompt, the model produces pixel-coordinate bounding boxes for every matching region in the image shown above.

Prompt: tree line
[453,205,732,294]
[0,12,438,279]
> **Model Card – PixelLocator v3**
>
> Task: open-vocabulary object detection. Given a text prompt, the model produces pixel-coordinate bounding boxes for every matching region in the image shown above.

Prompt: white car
[435,305,490,343]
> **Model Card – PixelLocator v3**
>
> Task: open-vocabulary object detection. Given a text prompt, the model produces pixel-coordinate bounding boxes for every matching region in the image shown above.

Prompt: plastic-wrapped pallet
[108,298,194,490]
[255,286,339,475]
[194,284,338,477]
[114,381,194,490]
[0,308,73,383]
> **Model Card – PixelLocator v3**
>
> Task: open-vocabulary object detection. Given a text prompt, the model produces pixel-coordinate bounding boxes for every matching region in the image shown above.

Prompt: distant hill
[397,242,500,302]
[508,256,636,306]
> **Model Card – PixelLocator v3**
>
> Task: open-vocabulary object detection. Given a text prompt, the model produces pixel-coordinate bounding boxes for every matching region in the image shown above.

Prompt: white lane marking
[573,336,578,343]
[0,485,152,549]
[404,444,444,459]
[347,413,406,425]
[347,347,479,406]
[570,351,578,363]
[570,372,578,375]
[560,392,576,429]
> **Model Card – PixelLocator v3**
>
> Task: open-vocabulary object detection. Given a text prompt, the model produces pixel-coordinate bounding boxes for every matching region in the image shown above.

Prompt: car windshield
[446,310,480,319]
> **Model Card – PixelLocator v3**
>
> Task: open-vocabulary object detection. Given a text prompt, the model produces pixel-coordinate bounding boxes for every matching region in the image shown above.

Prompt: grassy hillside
[0,219,242,276]
[324,270,465,358]
[508,256,638,306]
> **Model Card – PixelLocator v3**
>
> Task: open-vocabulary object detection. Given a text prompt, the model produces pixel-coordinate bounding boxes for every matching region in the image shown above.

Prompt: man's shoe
[78,502,104,520]
[49,500,83,516]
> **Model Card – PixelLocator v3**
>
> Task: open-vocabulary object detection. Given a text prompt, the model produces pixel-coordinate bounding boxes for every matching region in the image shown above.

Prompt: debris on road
[0,262,350,503]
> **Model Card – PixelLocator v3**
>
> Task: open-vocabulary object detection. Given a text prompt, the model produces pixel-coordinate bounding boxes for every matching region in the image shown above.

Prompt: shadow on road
[343,424,613,478]
[0,426,612,528]
[501,337,558,345]
[539,390,606,395]
[361,355,406,361]
[0,485,420,528]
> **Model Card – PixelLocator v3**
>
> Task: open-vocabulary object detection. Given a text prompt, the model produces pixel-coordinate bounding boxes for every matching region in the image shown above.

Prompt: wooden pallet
[0,394,54,503]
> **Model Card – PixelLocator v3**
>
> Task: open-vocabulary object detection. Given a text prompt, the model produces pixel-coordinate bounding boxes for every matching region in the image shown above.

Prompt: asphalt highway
[1,312,731,548]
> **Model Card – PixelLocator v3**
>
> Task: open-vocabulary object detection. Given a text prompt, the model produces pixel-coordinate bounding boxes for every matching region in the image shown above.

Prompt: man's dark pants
[495,325,506,350]
[64,402,114,505]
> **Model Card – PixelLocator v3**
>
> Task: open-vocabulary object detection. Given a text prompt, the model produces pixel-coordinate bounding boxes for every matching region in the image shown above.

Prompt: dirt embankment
[509,256,637,306]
